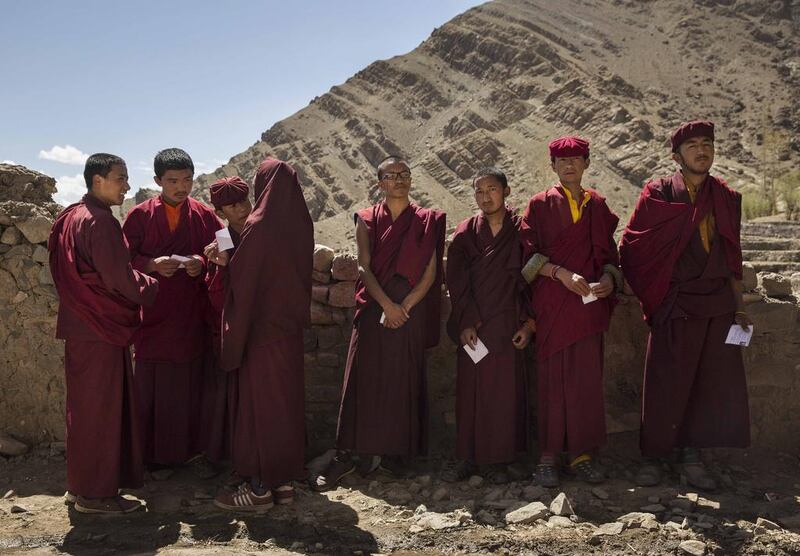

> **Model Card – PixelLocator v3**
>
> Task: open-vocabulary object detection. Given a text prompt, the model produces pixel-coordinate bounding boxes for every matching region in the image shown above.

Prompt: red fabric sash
[520,187,619,359]
[49,195,149,345]
[620,172,742,322]
[354,201,446,348]
[220,159,314,372]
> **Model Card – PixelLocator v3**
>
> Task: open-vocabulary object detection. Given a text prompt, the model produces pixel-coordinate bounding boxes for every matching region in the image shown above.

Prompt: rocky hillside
[195,0,800,249]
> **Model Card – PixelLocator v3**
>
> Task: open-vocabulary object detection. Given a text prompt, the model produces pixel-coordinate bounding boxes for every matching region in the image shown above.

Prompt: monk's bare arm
[355,218,407,327]
[536,261,592,297]
[731,278,753,328]
[401,252,437,311]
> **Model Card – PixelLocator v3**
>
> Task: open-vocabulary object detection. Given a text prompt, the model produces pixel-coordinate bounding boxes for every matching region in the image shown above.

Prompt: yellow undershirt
[561,186,591,224]
[684,179,715,253]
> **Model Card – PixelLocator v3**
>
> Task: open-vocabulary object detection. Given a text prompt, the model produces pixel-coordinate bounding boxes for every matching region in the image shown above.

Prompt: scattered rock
[414,504,428,515]
[678,539,706,555]
[755,517,781,530]
[617,512,657,528]
[484,487,504,501]
[591,487,609,500]
[592,521,625,537]
[670,497,696,512]
[759,272,793,297]
[0,226,21,245]
[522,485,546,500]
[15,216,54,244]
[0,433,28,457]
[549,492,573,516]
[742,263,757,291]
[547,515,575,528]
[647,495,661,503]
[331,254,359,281]
[3,490,15,499]
[9,505,27,514]
[417,475,432,487]
[431,487,449,502]
[475,509,499,526]
[505,501,549,524]
[408,482,421,494]
[641,518,660,530]
[415,511,461,530]
[312,244,335,272]
[467,475,484,488]
[640,503,666,513]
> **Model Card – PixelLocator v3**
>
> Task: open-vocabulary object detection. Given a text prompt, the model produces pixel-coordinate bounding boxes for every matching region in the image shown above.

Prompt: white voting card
[379,312,386,325]
[170,254,193,269]
[725,324,754,347]
[582,282,601,304]
[463,338,489,364]
[216,227,235,251]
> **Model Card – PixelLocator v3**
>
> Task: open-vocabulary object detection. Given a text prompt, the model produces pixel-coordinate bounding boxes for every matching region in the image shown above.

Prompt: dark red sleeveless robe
[220,159,313,489]
[620,171,749,456]
[122,195,222,465]
[446,209,528,465]
[49,194,159,498]
[336,201,446,457]
[520,186,619,457]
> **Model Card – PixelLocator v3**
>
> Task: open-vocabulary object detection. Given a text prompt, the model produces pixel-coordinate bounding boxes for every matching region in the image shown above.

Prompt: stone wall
[2,162,799,458]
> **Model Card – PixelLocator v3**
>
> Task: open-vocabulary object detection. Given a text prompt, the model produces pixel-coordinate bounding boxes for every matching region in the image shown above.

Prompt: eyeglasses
[380,171,411,182]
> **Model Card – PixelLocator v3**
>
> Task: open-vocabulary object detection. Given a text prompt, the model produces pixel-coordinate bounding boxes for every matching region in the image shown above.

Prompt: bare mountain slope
[195,0,800,249]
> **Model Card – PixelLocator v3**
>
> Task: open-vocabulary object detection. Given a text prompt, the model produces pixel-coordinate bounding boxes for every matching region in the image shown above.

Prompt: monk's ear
[503,186,511,199]
[671,152,682,166]
[153,175,163,188]
[583,157,590,169]
[215,209,225,220]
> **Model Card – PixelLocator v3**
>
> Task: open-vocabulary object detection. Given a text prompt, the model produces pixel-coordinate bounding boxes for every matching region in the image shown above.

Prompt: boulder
[549,492,574,516]
[0,432,28,456]
[678,540,706,556]
[0,226,21,245]
[15,215,54,245]
[327,281,356,308]
[742,263,757,291]
[313,244,335,272]
[331,254,359,281]
[505,501,548,524]
[759,272,793,298]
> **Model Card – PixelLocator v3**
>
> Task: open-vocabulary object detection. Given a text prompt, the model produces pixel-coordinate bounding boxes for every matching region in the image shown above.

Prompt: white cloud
[39,145,89,165]
[1,160,16,165]
[54,173,86,206]
[194,159,226,176]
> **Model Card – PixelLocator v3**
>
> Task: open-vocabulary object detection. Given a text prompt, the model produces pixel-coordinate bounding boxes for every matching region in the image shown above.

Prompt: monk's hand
[184,256,204,277]
[460,327,478,350]
[204,242,230,267]
[511,327,531,350]
[592,273,615,299]
[152,256,180,277]
[734,311,753,330]
[399,297,415,318]
[383,302,408,328]
[557,268,592,297]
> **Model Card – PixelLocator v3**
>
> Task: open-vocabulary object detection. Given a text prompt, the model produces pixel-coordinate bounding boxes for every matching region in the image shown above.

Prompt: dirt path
[1,435,799,555]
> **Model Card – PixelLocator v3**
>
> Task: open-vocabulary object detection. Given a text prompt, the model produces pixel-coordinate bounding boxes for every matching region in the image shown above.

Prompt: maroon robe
[221,159,313,488]
[446,209,528,465]
[520,186,619,456]
[49,194,158,498]
[337,201,446,457]
[122,195,222,465]
[620,172,749,456]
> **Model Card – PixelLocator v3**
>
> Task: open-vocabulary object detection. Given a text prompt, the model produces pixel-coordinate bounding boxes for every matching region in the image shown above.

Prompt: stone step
[747,261,800,273]
[741,236,800,250]
[742,249,800,263]
[741,221,800,240]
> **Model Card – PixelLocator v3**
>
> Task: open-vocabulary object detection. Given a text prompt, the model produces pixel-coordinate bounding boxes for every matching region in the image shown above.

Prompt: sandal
[272,483,295,505]
[440,460,475,483]
[635,458,663,487]
[533,463,560,488]
[75,495,142,514]
[569,456,605,484]
[312,454,356,492]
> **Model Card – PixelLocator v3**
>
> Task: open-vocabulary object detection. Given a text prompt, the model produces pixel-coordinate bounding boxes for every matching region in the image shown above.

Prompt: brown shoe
[75,495,142,514]
[214,482,274,512]
[64,491,77,505]
[312,454,356,492]
[273,484,295,505]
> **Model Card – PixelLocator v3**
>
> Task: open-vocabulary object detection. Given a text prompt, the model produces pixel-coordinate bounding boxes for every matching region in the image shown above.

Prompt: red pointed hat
[210,176,249,209]
[671,120,715,152]
[549,136,590,158]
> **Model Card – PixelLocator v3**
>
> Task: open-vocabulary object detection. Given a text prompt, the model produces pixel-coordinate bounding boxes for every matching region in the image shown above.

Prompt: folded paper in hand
[379,312,385,325]
[216,228,234,251]
[170,254,193,269]
[463,337,489,364]
[725,324,753,347]
[582,282,601,304]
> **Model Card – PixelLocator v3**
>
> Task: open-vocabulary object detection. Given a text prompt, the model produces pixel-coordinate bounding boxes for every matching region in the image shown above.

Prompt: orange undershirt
[684,179,715,253]
[163,200,184,233]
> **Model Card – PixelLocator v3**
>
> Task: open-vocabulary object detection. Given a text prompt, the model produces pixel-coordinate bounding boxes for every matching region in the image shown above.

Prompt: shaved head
[377,155,409,180]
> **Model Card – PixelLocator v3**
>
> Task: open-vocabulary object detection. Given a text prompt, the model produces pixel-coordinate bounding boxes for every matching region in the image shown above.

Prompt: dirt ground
[1,433,799,555]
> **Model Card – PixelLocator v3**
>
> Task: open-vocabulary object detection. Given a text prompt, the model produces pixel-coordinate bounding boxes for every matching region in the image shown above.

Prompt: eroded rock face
[194,0,799,250]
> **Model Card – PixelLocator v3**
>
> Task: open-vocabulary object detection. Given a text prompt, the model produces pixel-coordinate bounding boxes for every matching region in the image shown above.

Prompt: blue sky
[0,0,483,204]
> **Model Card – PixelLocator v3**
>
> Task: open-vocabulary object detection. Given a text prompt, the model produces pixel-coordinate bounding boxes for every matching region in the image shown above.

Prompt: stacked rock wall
[2,163,799,458]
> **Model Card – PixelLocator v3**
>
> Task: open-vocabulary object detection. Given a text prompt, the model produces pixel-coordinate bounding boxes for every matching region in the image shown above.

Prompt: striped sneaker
[214,482,273,512]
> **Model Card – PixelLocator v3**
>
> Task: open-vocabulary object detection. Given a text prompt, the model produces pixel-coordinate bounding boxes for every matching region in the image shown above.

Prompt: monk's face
[552,156,589,187]
[474,175,508,216]
[378,161,412,200]
[674,136,714,175]
[91,163,129,207]
[155,168,194,206]
[217,199,252,230]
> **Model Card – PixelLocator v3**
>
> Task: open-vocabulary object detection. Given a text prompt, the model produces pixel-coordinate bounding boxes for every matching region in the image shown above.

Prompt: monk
[620,120,751,490]
[122,148,222,474]
[443,167,533,484]
[49,153,158,513]
[201,176,252,464]
[520,136,621,487]
[211,159,313,512]
[313,155,446,490]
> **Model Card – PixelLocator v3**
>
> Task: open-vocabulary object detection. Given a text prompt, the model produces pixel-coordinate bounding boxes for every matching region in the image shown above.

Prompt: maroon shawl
[220,158,313,371]
[354,201,446,348]
[520,186,619,360]
[49,194,158,346]
[446,208,528,349]
[620,171,742,323]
